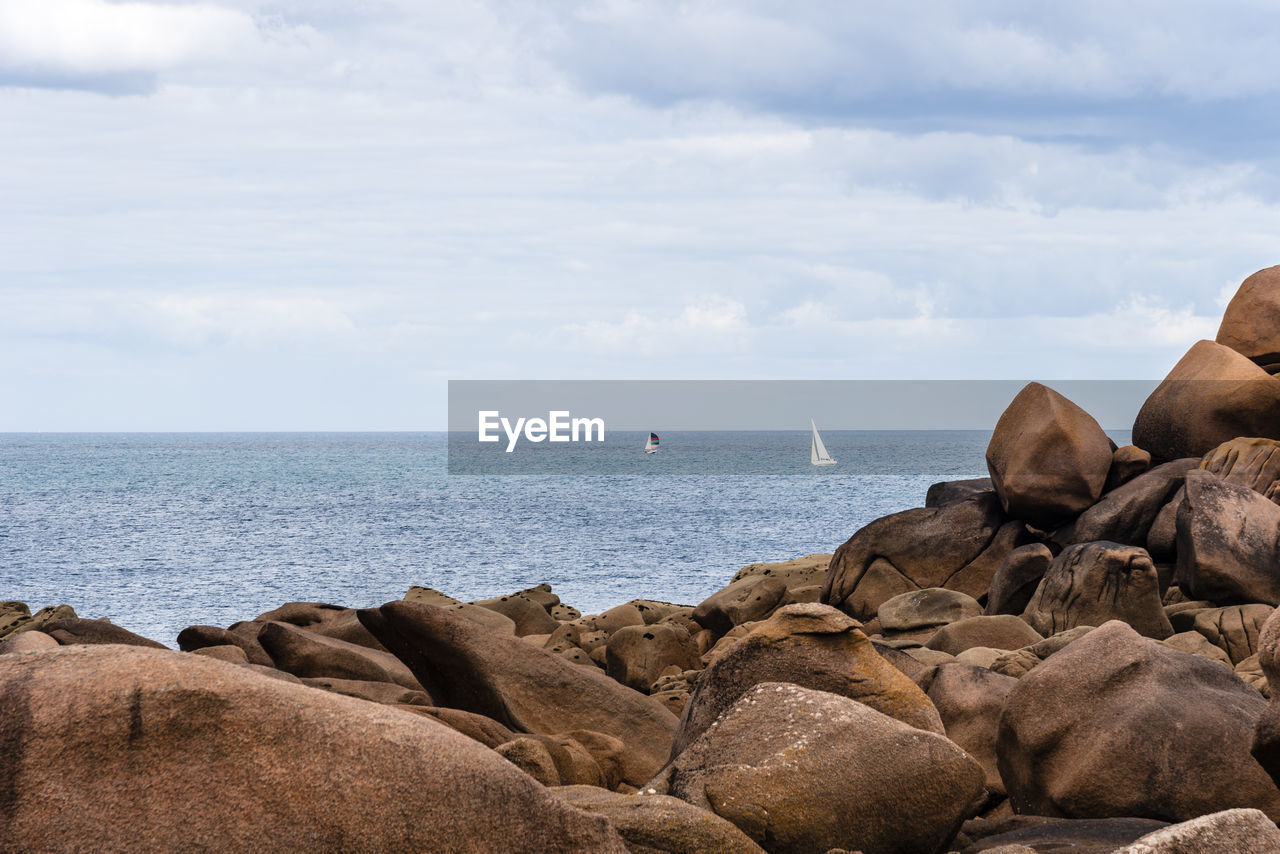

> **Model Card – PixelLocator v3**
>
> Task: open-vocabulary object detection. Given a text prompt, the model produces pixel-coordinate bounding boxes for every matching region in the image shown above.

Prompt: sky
[1,0,1277,430]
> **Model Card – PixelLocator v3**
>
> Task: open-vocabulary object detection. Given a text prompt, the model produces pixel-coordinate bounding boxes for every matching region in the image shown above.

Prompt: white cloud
[559,297,750,357]
[0,0,265,88]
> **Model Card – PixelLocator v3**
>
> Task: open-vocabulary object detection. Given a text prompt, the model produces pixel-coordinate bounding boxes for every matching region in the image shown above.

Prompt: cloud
[0,0,265,92]
[558,297,750,357]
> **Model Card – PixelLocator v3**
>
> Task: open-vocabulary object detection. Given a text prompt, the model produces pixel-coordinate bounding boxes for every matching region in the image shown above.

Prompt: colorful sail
[644,432,660,453]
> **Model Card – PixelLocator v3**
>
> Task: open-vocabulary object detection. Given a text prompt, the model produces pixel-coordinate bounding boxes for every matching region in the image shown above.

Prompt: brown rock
[398,706,515,748]
[0,645,628,852]
[1054,460,1200,559]
[253,602,388,650]
[358,601,678,787]
[985,544,1053,617]
[1200,437,1280,500]
[822,492,1026,620]
[1160,631,1232,667]
[999,621,1280,821]
[926,477,995,507]
[178,624,274,666]
[583,603,647,637]
[916,662,1019,796]
[1022,542,1172,639]
[1217,266,1280,364]
[497,736,562,787]
[403,586,517,634]
[925,615,1044,655]
[1,604,76,639]
[1175,470,1280,604]
[693,576,788,636]
[0,630,58,655]
[670,604,944,759]
[472,594,560,637]
[301,676,433,706]
[1113,808,1280,853]
[43,618,166,649]
[878,588,982,631]
[1133,340,1280,461]
[605,624,701,694]
[961,817,1170,854]
[1106,445,1152,491]
[257,621,423,690]
[986,382,1114,527]
[1238,654,1270,697]
[553,785,766,854]
[652,682,985,854]
[1189,604,1274,664]
[192,644,250,665]
[730,553,831,586]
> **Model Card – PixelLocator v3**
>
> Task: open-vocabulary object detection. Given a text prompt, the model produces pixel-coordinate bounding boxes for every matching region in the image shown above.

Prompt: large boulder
[960,817,1169,854]
[822,492,1027,620]
[256,621,423,690]
[1022,542,1172,639]
[42,618,167,649]
[878,588,982,631]
[985,382,1115,527]
[985,544,1054,616]
[553,786,766,854]
[916,663,1019,796]
[925,615,1044,655]
[1249,607,1280,784]
[1133,340,1280,461]
[692,576,787,636]
[1113,808,1280,853]
[605,623,701,694]
[652,682,985,854]
[1053,459,1200,558]
[1217,266,1280,367]
[403,586,517,634]
[471,593,560,637]
[999,621,1280,822]
[358,600,677,787]
[177,624,273,666]
[253,602,388,650]
[0,645,627,852]
[1200,436,1280,501]
[671,604,944,758]
[1187,604,1274,665]
[1175,470,1280,604]
[925,477,994,507]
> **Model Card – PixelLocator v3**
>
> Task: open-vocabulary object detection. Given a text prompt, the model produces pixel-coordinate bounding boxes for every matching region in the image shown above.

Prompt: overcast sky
[1,0,1276,429]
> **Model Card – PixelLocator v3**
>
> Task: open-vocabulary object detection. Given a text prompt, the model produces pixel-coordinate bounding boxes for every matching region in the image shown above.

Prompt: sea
[0,430,1123,646]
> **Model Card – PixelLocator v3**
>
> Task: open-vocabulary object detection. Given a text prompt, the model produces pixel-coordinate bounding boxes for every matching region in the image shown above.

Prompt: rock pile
[6,267,1280,851]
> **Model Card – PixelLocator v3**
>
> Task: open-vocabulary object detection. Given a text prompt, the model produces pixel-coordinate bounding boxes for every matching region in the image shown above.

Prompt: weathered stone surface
[398,705,516,748]
[301,676,433,707]
[1175,470,1280,604]
[192,644,250,664]
[925,615,1044,655]
[961,818,1170,854]
[1054,460,1199,558]
[497,736,563,787]
[472,593,560,637]
[359,600,678,787]
[823,492,1025,620]
[178,624,274,666]
[1133,340,1280,461]
[1188,604,1274,664]
[1249,607,1280,782]
[403,586,518,634]
[0,604,76,640]
[693,576,788,636]
[583,604,647,637]
[43,618,166,649]
[0,645,628,852]
[253,602,388,650]
[1022,542,1172,639]
[731,553,831,586]
[553,786,766,854]
[926,477,994,507]
[986,382,1114,527]
[0,630,58,655]
[606,623,701,694]
[985,544,1053,617]
[916,663,1018,796]
[671,604,944,759]
[653,682,985,854]
[988,626,1096,679]
[1106,445,1152,491]
[1238,654,1270,697]
[878,588,982,631]
[1200,437,1280,500]
[1113,808,1280,854]
[1160,631,1232,667]
[1000,621,1280,821]
[1217,266,1280,364]
[257,621,423,689]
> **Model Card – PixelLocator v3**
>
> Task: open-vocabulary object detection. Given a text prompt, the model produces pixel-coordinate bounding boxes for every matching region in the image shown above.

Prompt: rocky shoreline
[4,268,1280,852]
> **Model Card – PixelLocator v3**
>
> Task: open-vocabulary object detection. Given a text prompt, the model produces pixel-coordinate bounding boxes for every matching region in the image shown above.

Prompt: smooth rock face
[471,594,560,637]
[1133,340,1280,461]
[1217,266,1280,364]
[403,586,518,634]
[985,382,1114,527]
[1054,459,1200,558]
[692,576,788,636]
[42,618,167,649]
[1249,607,1280,783]
[553,786,766,854]
[671,604,944,758]
[1175,471,1280,604]
[878,588,982,631]
[916,663,1019,796]
[605,623,701,694]
[925,615,1043,655]
[1022,542,1172,639]
[1189,604,1274,664]
[257,620,423,690]
[1106,445,1152,491]
[1113,808,1280,854]
[0,630,59,655]
[177,624,274,666]
[985,544,1054,617]
[0,645,627,853]
[358,600,678,787]
[822,492,1024,620]
[1200,437,1280,500]
[925,478,995,507]
[252,602,388,650]
[961,817,1170,854]
[999,621,1280,822]
[654,682,985,854]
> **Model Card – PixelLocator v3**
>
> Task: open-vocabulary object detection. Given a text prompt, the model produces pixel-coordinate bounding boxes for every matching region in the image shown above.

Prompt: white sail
[810,419,836,466]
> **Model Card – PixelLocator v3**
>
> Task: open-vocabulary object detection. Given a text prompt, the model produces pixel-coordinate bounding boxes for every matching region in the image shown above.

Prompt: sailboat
[810,419,836,466]
[644,432,660,454]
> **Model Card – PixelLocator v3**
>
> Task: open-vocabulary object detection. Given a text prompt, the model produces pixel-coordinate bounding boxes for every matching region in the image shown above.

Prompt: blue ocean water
[0,431,1019,645]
